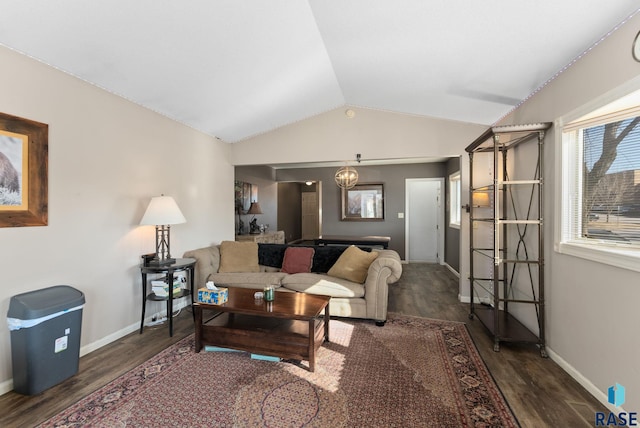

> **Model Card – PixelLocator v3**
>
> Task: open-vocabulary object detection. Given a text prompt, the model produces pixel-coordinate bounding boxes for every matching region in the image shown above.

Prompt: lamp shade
[140,196,186,225]
[247,202,263,215]
[472,192,491,207]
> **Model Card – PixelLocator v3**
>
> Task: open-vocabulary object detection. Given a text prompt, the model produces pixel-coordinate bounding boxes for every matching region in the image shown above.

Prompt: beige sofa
[183,243,402,325]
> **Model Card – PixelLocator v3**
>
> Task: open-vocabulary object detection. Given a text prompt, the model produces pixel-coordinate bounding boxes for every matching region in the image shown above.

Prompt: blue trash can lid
[7,285,85,320]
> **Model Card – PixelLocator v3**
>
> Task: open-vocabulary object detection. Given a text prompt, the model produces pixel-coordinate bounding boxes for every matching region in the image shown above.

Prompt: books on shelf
[151,275,185,297]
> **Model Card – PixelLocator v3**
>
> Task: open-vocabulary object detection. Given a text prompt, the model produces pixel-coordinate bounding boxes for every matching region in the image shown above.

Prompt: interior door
[301,191,319,240]
[406,178,443,262]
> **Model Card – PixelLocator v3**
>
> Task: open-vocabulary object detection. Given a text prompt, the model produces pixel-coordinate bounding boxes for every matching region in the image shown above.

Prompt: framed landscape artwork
[341,182,384,221]
[234,180,257,214]
[0,112,48,227]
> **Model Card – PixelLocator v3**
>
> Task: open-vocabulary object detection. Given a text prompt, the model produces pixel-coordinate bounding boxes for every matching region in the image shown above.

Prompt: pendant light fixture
[335,154,361,189]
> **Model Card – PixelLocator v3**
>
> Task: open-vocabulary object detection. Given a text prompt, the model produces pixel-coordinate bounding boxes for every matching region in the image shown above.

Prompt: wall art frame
[234,180,258,215]
[0,112,48,227]
[341,182,385,221]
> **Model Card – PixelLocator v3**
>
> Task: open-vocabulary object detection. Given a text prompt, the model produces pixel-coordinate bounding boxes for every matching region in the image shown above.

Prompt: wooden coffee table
[193,288,330,372]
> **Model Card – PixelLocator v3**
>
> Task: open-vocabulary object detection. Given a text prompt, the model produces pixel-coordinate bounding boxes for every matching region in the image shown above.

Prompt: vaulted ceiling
[1,1,638,143]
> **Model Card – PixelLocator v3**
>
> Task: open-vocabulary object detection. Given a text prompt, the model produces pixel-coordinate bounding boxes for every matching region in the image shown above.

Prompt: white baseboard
[81,298,190,357]
[79,320,140,357]
[443,262,460,278]
[0,300,190,396]
[448,262,618,413]
[448,312,621,415]
[545,347,625,414]
[0,379,12,396]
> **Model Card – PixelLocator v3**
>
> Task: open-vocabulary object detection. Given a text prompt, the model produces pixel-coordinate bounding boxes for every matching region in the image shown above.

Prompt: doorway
[302,191,320,239]
[277,181,322,243]
[405,178,444,263]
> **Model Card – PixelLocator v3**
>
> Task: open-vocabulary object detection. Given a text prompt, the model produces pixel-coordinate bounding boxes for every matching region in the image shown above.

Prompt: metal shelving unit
[466,123,551,357]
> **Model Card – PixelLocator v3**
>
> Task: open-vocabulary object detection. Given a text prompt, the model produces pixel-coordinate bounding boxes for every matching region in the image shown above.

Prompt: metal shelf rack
[466,123,551,357]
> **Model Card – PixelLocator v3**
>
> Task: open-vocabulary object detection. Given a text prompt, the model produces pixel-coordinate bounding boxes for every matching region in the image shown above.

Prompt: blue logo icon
[608,383,626,408]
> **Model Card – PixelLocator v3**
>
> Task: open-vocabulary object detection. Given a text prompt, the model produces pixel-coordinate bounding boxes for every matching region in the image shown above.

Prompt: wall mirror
[341,182,384,221]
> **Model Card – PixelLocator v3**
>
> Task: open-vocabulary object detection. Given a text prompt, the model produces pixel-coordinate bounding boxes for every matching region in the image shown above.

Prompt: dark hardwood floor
[0,263,605,427]
[387,263,605,427]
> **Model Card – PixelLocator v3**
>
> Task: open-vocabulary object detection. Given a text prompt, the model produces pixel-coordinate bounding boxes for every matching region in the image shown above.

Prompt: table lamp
[472,192,491,208]
[247,201,263,234]
[140,195,186,265]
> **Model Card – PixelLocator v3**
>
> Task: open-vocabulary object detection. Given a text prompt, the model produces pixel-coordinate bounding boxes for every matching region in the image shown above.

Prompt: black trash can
[7,285,85,395]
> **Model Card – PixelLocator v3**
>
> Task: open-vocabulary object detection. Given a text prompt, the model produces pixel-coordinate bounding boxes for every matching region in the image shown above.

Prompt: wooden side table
[139,257,196,336]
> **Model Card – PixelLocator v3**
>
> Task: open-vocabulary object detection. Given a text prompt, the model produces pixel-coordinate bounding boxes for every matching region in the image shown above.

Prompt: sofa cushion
[258,244,289,268]
[210,272,287,288]
[310,246,351,273]
[257,243,372,273]
[281,247,315,274]
[218,241,260,273]
[281,273,365,298]
[327,245,379,283]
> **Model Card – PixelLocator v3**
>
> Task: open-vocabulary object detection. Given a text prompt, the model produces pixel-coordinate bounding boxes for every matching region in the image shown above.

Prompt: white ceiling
[0,1,638,143]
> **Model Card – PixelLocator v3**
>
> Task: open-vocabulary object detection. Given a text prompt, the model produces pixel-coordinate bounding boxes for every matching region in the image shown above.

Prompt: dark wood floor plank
[0,263,606,427]
[389,263,607,428]
[0,313,194,427]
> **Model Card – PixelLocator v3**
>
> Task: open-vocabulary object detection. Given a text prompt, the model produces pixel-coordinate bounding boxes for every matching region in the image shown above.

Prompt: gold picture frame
[341,182,384,221]
[0,112,48,227]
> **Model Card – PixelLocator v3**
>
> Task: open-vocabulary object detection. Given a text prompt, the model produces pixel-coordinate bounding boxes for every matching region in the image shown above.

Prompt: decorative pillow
[311,246,349,273]
[327,245,379,283]
[281,247,315,274]
[258,244,289,268]
[218,241,260,273]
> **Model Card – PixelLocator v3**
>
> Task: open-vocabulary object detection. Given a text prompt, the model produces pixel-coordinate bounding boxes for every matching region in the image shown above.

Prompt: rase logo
[609,384,626,408]
[595,383,637,426]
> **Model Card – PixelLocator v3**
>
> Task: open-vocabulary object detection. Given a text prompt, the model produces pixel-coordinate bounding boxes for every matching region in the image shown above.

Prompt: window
[449,172,461,228]
[559,89,640,271]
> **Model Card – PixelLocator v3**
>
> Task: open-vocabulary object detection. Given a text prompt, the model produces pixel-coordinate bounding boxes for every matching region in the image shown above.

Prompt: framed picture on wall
[0,112,48,227]
[234,180,257,214]
[341,182,384,221]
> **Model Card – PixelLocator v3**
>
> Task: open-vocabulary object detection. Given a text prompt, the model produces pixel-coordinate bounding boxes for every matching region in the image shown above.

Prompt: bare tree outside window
[582,117,640,243]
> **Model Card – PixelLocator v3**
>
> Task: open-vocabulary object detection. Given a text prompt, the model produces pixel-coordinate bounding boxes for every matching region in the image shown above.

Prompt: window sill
[556,241,640,273]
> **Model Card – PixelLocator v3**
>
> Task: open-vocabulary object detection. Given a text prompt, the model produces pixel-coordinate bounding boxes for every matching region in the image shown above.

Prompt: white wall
[232,106,487,166]
[495,14,640,411]
[0,45,234,392]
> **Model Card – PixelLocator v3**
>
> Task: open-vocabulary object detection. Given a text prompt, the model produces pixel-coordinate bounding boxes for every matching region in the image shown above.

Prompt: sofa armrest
[363,250,403,322]
[183,246,221,288]
[369,250,402,283]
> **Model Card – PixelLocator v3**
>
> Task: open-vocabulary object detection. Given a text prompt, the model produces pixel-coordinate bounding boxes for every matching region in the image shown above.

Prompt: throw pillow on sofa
[311,246,357,273]
[258,244,289,268]
[257,244,373,273]
[280,247,315,274]
[218,241,260,273]
[327,245,379,283]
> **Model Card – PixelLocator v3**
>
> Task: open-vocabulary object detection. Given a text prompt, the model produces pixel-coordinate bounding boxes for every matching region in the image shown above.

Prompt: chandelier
[335,154,361,189]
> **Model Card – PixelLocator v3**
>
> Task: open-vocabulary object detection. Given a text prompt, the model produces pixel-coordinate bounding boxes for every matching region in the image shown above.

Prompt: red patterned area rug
[39,314,518,427]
